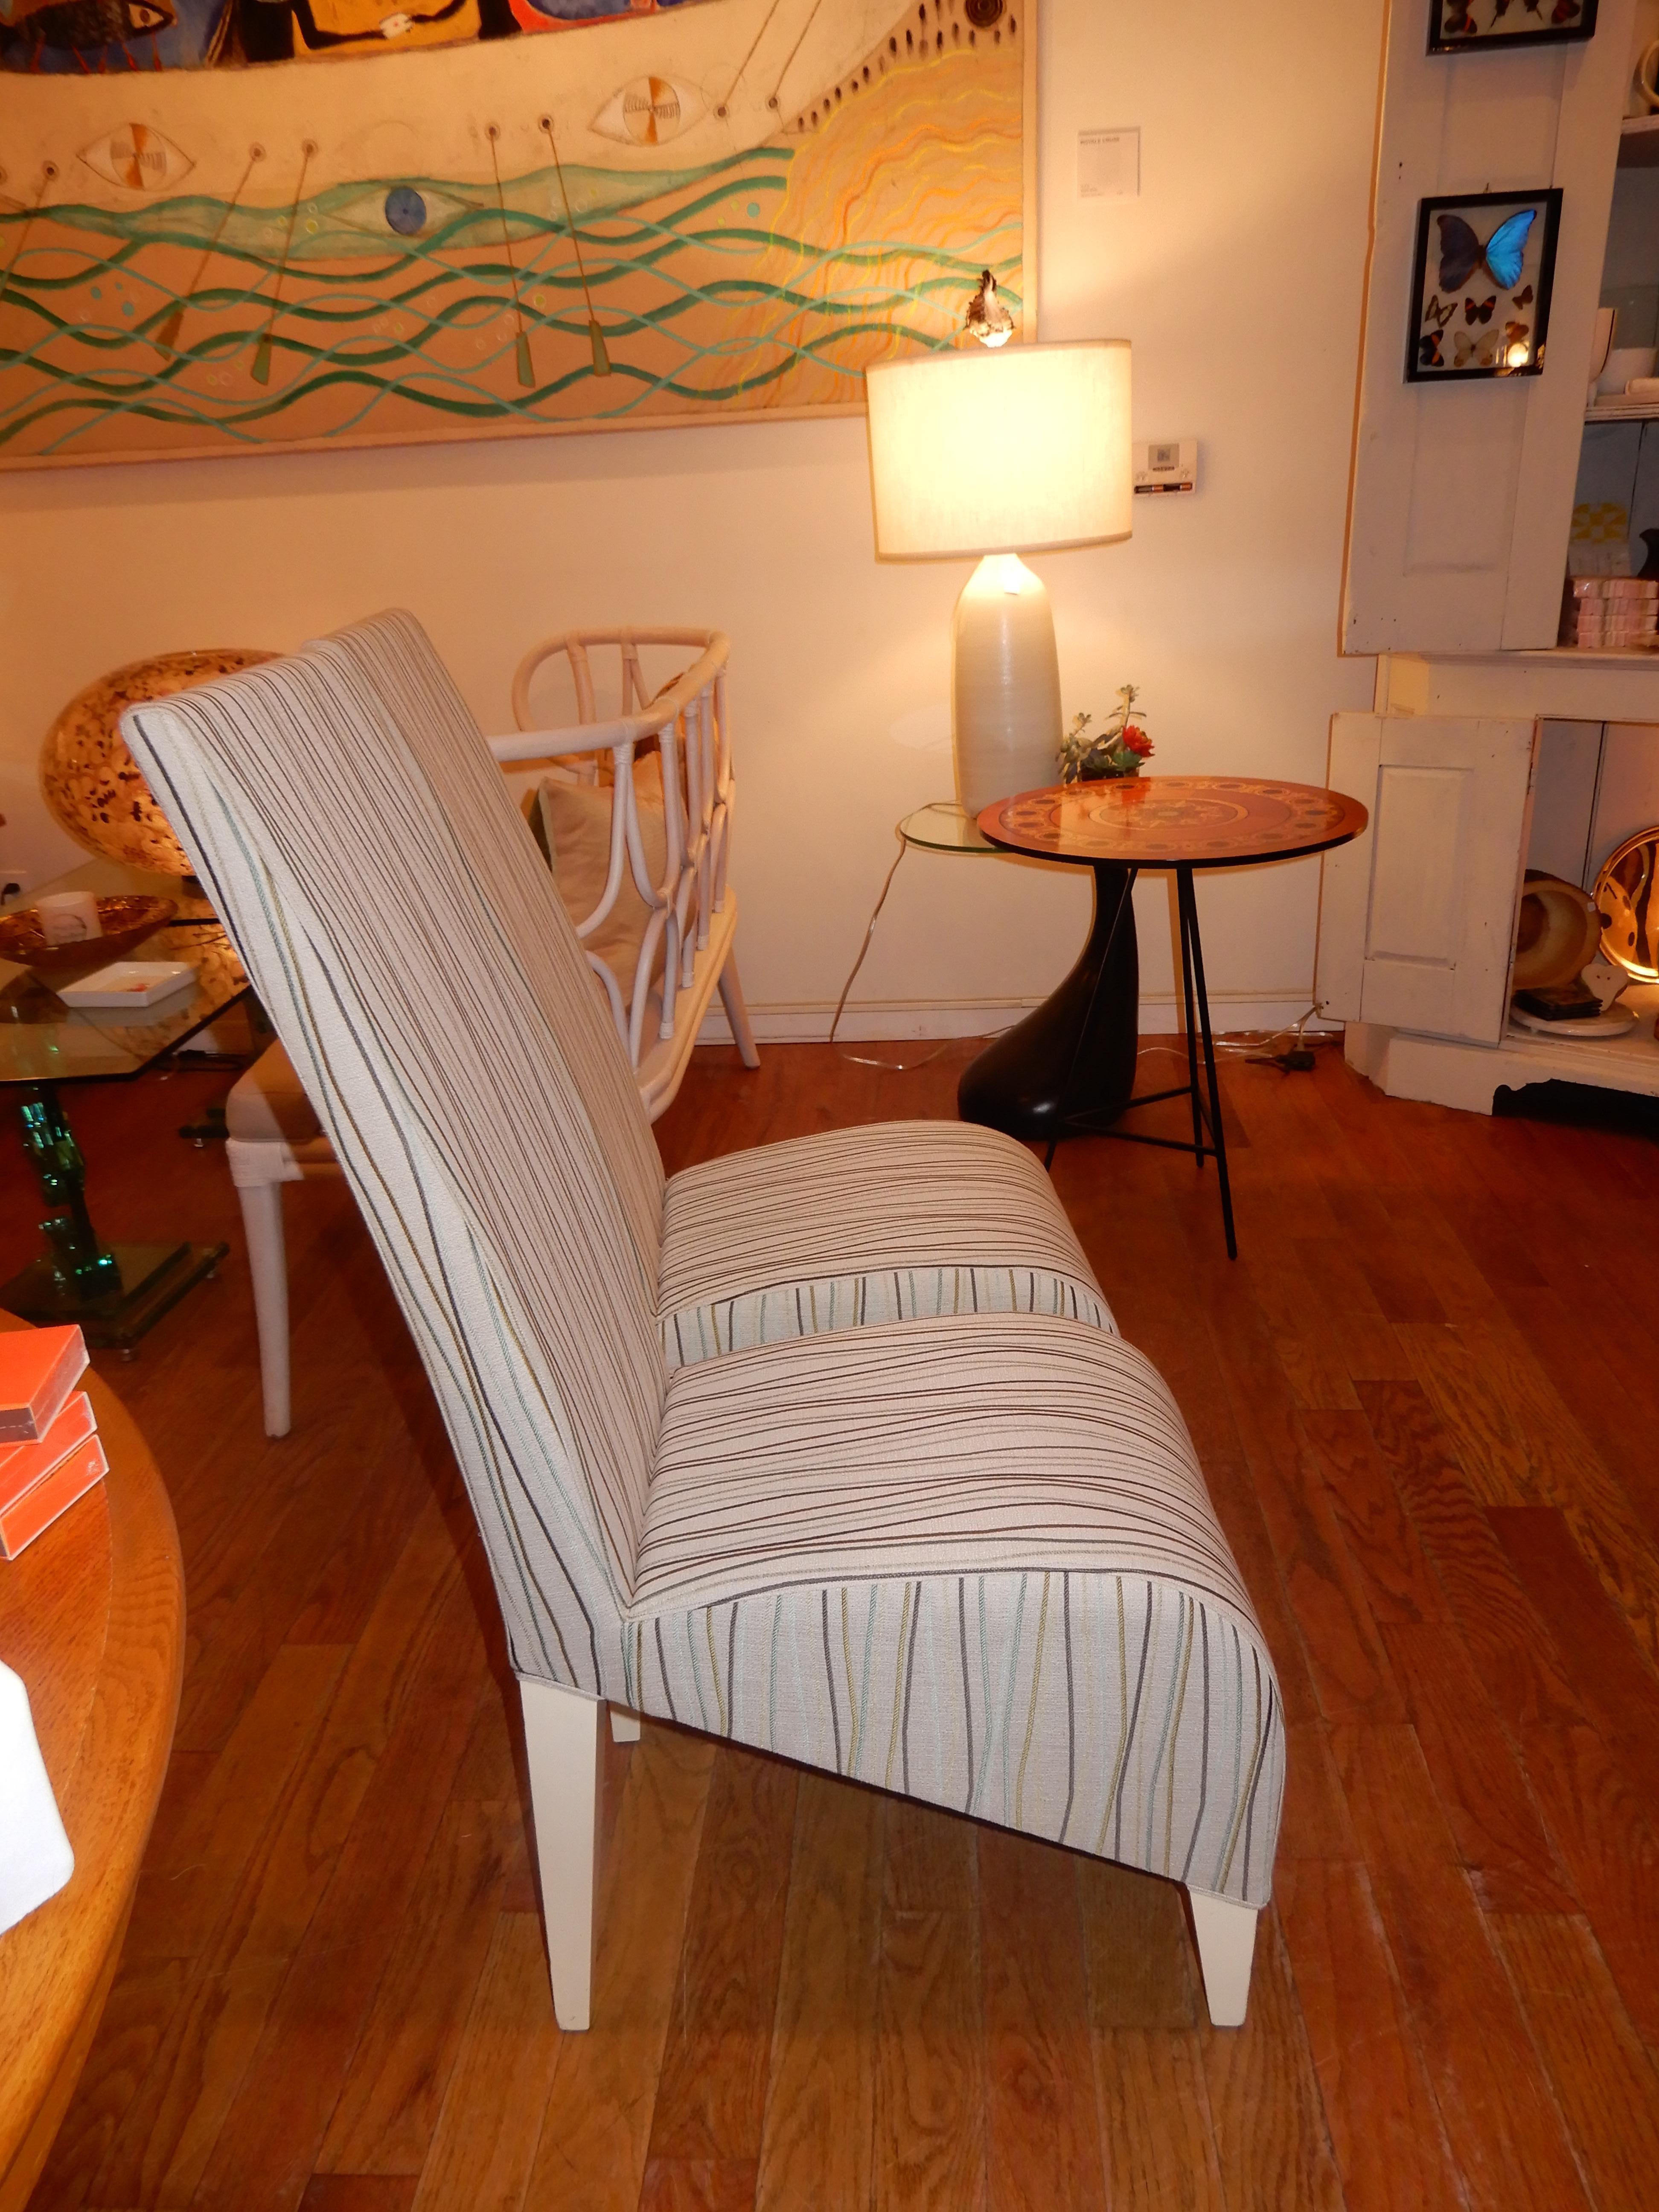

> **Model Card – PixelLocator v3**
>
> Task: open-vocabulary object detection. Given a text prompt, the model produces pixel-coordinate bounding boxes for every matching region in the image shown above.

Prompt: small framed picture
[1428,0,1598,53]
[1405,188,1563,382]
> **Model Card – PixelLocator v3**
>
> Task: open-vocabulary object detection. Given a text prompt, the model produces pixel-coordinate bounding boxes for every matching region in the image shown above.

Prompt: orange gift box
[0,1432,107,1560]
[0,1326,88,1444]
[0,1391,97,1516]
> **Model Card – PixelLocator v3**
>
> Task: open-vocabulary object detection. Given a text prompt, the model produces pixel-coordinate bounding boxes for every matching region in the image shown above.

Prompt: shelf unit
[1618,113,1659,166]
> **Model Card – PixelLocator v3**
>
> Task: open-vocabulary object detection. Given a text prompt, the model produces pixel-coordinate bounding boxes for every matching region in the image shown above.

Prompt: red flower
[1121,725,1154,759]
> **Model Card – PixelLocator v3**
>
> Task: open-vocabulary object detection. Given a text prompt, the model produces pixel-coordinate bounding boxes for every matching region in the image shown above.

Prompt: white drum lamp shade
[866,340,1132,818]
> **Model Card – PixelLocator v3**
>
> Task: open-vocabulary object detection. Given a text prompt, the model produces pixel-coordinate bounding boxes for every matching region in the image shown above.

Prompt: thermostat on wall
[1133,439,1198,495]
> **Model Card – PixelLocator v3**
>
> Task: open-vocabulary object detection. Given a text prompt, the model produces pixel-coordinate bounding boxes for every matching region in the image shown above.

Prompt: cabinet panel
[1590,724,1659,873]
[1318,713,1536,1043]
[1528,719,1604,882]
[1344,0,1637,655]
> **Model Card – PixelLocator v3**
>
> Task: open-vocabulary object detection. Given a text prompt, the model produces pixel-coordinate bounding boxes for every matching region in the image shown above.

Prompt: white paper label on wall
[1134,440,1199,496]
[1078,128,1140,200]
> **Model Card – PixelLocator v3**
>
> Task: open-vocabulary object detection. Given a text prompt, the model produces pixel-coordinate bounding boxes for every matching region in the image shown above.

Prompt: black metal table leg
[1177,866,1237,1260]
[0,1081,227,1348]
[1177,871,1205,1169]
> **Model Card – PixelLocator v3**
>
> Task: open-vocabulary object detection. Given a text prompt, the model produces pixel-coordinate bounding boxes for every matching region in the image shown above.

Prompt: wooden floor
[8,1036,1659,2212]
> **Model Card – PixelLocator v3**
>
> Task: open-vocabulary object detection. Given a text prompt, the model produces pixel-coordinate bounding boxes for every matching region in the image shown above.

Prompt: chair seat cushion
[627,1313,1282,1905]
[657,1121,1114,1368]
[225,1040,323,1145]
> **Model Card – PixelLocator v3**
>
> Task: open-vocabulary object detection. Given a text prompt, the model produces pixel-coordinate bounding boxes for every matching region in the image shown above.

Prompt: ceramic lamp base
[951,555,1062,817]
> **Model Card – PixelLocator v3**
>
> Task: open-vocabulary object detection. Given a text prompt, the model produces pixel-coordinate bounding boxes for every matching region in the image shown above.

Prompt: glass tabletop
[0,922,247,1086]
[26,855,216,926]
[898,800,997,855]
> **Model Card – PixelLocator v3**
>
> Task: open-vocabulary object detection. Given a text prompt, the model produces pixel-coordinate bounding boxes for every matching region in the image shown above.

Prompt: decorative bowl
[39,647,275,876]
[0,894,178,981]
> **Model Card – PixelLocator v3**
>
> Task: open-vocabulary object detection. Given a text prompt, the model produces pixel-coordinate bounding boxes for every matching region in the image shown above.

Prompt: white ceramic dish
[56,960,196,1010]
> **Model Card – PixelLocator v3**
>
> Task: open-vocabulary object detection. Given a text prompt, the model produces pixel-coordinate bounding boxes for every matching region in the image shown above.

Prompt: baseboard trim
[699,990,1330,1046]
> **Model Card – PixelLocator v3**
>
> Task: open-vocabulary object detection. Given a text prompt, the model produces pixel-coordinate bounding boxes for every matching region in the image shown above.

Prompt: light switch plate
[1078,128,1139,200]
[1134,439,1198,496]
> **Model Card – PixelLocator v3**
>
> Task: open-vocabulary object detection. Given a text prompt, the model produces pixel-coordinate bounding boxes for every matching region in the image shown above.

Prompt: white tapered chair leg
[1187,1891,1259,2027]
[236,1176,292,1439]
[608,1705,641,1743]
[520,1677,602,2031]
[717,954,761,1069]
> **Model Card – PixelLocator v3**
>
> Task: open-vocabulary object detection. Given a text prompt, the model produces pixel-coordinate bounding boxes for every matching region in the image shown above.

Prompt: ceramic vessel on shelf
[1597,346,1657,396]
[40,648,275,876]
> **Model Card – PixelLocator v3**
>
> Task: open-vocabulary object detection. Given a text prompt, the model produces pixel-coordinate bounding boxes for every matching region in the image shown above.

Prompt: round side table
[963,776,1369,1256]
[0,1318,184,2209]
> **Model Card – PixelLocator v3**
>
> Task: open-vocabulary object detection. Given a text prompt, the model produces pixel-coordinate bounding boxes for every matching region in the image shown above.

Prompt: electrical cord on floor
[827,835,1014,1073]
[1135,1005,1338,1075]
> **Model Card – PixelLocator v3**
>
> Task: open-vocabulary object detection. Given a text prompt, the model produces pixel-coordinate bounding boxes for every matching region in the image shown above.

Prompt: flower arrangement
[1058,685,1155,783]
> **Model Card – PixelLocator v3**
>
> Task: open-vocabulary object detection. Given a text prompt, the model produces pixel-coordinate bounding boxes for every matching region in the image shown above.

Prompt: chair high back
[124,611,665,1692]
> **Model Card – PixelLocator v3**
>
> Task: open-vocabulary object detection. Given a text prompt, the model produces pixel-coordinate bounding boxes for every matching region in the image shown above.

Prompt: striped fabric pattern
[120,610,1282,1910]
[658,1121,1115,1368]
[124,614,667,1659]
[629,1318,1280,1903]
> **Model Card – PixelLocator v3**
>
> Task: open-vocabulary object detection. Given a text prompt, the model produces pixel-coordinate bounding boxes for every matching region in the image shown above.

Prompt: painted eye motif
[328,183,472,247]
[591,76,704,148]
[79,125,193,192]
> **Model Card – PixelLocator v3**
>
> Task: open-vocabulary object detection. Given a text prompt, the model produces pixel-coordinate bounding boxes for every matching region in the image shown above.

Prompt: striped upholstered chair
[123,611,1283,2034]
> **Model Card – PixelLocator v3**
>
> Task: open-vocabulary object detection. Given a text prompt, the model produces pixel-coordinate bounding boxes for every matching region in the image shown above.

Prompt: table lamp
[865,338,1133,817]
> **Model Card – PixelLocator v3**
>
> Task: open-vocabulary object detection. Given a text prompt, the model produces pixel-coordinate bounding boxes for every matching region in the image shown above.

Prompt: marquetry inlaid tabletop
[978,776,1370,870]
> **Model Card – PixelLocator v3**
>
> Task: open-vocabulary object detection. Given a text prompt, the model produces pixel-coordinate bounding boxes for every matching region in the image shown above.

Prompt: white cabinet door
[1343,0,1636,655]
[1317,713,1537,1043]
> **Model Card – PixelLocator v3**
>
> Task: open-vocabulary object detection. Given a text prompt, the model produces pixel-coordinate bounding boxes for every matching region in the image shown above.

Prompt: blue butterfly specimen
[1437,207,1537,294]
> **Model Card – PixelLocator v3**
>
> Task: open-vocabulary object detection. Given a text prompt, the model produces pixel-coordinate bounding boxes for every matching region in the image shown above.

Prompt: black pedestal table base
[1050,863,1237,1260]
[957,863,1140,1147]
[959,859,1237,1260]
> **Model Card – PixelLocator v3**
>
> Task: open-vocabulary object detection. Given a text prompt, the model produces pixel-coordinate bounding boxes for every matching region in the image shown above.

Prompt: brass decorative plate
[1594,827,1659,982]
[41,648,276,876]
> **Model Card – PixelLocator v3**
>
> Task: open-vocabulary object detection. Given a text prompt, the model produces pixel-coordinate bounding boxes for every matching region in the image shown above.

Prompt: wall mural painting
[0,0,1033,465]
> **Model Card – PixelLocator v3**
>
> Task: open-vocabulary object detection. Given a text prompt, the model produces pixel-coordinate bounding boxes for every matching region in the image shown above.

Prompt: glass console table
[0,859,248,1348]
[829,801,998,1070]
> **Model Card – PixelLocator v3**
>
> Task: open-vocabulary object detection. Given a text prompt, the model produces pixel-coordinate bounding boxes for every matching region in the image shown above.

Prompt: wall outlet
[0,867,32,908]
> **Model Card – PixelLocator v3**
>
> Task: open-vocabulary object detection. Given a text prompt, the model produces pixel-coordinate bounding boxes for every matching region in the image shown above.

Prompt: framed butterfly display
[1406,189,1563,381]
[1427,0,1598,53]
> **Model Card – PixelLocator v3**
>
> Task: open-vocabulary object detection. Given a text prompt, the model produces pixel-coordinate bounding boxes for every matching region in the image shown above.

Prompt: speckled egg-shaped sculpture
[40,647,276,875]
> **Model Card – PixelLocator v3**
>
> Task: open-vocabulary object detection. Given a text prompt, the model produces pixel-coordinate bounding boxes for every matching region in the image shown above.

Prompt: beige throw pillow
[525,752,667,1012]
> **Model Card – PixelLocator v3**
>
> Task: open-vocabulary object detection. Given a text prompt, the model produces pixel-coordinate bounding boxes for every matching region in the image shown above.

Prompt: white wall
[0,0,1383,1039]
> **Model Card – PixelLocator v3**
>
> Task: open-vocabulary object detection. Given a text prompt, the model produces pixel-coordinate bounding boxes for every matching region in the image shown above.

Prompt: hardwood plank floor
[9,1037,1659,2211]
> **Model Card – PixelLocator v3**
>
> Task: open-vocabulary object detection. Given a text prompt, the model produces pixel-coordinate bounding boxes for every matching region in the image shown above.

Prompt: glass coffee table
[0,859,248,1347]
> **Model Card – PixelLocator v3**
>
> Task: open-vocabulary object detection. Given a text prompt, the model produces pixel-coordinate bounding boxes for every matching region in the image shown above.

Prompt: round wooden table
[963,776,1369,1256]
[0,1320,184,2210]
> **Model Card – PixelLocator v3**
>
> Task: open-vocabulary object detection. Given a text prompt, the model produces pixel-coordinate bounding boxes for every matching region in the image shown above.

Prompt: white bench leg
[1187,1891,1259,2027]
[609,1705,641,1743]
[520,1676,602,2031]
[718,953,761,1069]
[236,1177,292,1440]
